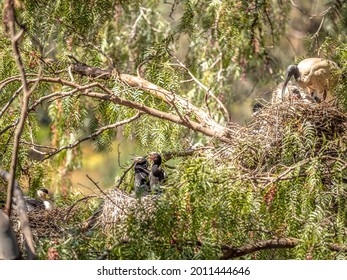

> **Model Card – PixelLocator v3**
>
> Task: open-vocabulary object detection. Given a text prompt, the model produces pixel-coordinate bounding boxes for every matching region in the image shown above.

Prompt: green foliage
[1,0,347,260]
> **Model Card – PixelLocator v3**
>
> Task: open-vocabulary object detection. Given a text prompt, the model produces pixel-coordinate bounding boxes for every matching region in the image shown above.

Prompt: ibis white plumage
[282,58,340,102]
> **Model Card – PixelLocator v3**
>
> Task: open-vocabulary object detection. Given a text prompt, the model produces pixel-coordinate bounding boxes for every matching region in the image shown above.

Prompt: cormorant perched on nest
[15,188,53,212]
[148,152,167,193]
[133,156,150,196]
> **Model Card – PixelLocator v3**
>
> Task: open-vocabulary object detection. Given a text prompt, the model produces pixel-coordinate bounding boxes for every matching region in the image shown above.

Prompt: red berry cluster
[47,247,59,260]
[263,185,277,207]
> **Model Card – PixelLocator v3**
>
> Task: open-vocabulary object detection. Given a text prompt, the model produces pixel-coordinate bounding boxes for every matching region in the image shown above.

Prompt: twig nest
[98,188,158,232]
[249,101,347,140]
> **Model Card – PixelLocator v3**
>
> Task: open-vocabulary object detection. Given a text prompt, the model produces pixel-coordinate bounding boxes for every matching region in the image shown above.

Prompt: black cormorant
[14,188,53,212]
[133,156,150,196]
[148,152,167,193]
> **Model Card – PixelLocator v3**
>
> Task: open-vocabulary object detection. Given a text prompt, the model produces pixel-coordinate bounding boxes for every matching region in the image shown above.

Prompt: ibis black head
[281,65,300,99]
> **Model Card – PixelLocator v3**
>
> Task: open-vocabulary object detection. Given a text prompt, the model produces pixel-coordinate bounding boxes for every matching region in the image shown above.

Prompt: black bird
[148,152,167,193]
[133,156,150,196]
[14,188,53,212]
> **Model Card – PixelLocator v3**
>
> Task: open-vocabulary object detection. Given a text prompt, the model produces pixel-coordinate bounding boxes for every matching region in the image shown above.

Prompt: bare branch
[28,76,235,143]
[0,85,23,118]
[2,71,236,144]
[220,237,347,259]
[3,0,33,218]
[0,169,37,259]
[221,238,300,259]
[70,63,229,133]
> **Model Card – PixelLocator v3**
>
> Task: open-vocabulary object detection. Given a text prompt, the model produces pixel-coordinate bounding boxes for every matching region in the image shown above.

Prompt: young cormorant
[133,156,150,196]
[148,152,167,193]
[15,188,53,212]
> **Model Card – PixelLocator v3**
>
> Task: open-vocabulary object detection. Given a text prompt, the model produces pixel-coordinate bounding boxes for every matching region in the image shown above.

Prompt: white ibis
[282,58,340,102]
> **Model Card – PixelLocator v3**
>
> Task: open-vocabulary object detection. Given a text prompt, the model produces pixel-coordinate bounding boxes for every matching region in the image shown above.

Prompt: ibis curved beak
[281,65,298,100]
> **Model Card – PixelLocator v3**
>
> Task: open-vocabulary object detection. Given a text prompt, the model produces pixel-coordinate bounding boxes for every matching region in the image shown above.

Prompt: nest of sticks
[248,101,347,141]
[97,188,159,233]
[211,100,347,175]
[11,207,69,242]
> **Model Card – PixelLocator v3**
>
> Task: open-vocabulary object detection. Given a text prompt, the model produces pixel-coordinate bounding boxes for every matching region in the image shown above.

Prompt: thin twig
[86,174,119,207]
[42,112,142,161]
[171,54,231,122]
[113,162,135,189]
[64,195,98,222]
[0,85,23,118]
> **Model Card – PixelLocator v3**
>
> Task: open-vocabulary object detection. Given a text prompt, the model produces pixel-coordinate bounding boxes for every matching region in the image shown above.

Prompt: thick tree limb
[0,169,37,259]
[220,238,300,259]
[220,237,347,259]
[2,65,237,144]
[24,76,235,144]
[70,63,230,134]
[328,243,347,253]
[4,0,32,217]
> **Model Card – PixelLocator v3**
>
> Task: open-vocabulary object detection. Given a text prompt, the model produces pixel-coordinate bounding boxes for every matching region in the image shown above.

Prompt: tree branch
[70,63,229,134]
[3,0,32,218]
[220,237,347,259]
[171,54,231,123]
[220,238,300,259]
[2,68,236,148]
[7,75,235,144]
[0,169,37,259]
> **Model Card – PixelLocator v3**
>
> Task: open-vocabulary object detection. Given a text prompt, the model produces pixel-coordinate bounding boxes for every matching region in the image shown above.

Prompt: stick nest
[97,188,159,233]
[11,205,79,244]
[213,100,347,175]
[248,101,347,141]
